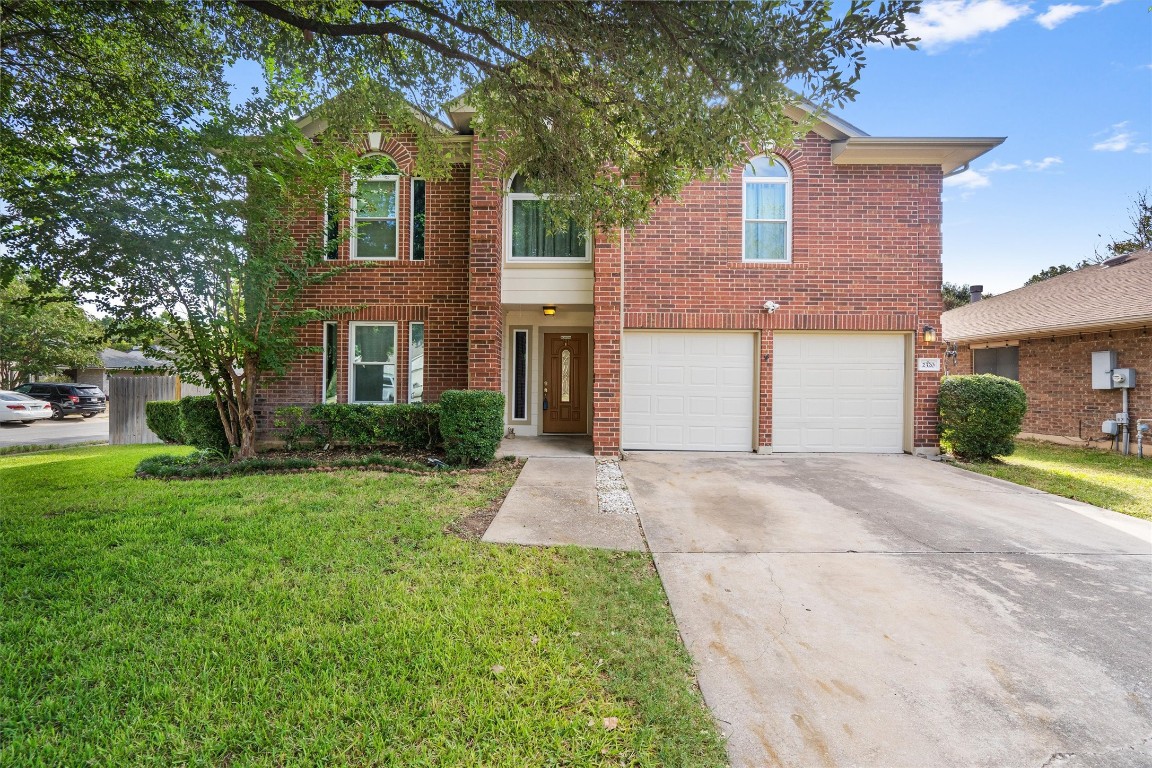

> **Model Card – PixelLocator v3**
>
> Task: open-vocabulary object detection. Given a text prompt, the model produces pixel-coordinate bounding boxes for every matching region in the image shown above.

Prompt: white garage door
[772,333,905,453]
[622,332,756,451]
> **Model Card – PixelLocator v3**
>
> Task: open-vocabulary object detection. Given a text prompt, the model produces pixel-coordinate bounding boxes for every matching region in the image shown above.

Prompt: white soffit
[830,137,1006,173]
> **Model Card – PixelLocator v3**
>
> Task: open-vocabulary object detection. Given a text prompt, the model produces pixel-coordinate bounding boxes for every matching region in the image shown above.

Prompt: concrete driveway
[0,412,108,448]
[622,452,1152,768]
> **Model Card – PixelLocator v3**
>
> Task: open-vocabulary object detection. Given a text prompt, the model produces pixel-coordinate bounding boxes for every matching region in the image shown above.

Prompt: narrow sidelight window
[322,322,339,403]
[350,322,397,403]
[409,322,424,403]
[512,329,528,420]
[323,189,340,260]
[411,179,426,261]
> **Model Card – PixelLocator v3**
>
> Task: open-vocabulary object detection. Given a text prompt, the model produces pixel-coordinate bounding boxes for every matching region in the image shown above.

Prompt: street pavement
[0,412,109,448]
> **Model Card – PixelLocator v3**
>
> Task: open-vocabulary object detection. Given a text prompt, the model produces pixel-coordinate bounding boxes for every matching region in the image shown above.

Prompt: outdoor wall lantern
[542,305,557,317]
[923,325,938,343]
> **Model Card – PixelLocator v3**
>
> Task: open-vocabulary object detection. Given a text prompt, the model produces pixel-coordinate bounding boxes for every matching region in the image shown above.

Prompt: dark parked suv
[15,383,107,420]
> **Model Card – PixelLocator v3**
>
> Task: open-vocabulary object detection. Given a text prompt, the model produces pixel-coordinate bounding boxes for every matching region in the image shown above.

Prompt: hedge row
[147,391,505,466]
[282,391,505,465]
[144,396,229,455]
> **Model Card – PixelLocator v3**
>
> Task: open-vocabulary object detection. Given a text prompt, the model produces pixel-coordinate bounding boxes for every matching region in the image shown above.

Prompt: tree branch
[234,0,500,74]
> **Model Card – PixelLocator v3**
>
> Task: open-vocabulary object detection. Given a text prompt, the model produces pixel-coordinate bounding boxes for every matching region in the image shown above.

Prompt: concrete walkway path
[624,451,1152,768]
[482,456,645,551]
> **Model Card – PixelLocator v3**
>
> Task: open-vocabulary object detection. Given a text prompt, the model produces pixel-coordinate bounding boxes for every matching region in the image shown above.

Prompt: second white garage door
[622,332,756,451]
[772,333,906,453]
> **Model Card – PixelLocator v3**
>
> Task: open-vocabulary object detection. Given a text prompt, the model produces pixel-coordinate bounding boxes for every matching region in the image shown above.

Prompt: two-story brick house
[260,102,1002,458]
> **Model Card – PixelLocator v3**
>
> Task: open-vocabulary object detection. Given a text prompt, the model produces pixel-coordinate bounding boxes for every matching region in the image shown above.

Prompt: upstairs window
[351,155,399,260]
[506,174,589,261]
[743,156,791,262]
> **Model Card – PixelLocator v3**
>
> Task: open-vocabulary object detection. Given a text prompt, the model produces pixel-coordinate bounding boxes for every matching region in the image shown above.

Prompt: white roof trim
[830,137,1006,173]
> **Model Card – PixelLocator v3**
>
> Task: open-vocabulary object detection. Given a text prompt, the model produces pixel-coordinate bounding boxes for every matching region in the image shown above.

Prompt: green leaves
[0,278,103,389]
[939,374,1028,461]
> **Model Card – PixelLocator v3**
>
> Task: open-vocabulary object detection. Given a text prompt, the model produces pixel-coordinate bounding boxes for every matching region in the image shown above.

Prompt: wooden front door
[542,333,587,433]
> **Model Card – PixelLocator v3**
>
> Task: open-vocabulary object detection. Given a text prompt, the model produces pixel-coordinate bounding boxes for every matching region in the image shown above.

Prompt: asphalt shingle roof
[99,348,169,370]
[942,250,1152,342]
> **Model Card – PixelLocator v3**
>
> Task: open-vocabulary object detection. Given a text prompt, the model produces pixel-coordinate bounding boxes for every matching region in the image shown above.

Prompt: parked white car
[0,390,55,423]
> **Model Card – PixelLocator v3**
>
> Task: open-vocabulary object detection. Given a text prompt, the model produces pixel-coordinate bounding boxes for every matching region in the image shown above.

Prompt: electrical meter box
[1110,368,1136,389]
[1092,350,1117,390]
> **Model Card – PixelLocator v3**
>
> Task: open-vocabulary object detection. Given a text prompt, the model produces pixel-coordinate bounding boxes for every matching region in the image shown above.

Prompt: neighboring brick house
[942,250,1152,446]
[260,102,1003,458]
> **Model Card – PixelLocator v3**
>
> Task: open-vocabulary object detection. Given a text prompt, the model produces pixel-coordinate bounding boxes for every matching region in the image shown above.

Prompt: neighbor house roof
[99,348,169,370]
[942,249,1152,343]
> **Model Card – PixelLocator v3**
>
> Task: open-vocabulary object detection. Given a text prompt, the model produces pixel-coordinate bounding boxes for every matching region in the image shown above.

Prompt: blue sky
[836,0,1151,293]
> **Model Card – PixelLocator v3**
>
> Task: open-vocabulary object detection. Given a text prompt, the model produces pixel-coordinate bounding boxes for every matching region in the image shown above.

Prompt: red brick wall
[592,229,622,456]
[467,139,503,391]
[262,128,948,454]
[952,329,1152,441]
[256,133,471,433]
[615,132,946,450]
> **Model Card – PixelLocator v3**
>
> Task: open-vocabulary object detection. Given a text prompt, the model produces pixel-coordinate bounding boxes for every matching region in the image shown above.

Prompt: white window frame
[348,321,398,404]
[350,170,400,261]
[322,321,339,404]
[408,322,424,404]
[504,175,592,264]
[741,156,792,263]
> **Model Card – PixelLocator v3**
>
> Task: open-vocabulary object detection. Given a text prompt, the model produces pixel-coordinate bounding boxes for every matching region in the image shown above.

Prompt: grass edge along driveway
[957,439,1152,521]
[1,445,726,767]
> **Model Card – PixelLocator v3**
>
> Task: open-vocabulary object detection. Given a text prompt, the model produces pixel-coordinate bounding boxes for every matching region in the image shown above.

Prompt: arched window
[351,154,400,260]
[743,156,791,262]
[506,174,589,261]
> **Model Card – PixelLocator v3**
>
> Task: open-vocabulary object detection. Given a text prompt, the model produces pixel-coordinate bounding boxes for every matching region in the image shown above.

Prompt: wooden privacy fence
[108,375,210,445]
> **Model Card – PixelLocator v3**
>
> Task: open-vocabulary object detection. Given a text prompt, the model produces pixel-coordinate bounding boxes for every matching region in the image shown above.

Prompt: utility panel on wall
[1091,350,1118,390]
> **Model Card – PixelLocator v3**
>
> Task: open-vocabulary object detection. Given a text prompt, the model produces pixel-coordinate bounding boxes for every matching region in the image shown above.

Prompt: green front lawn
[1,446,725,767]
[959,440,1152,521]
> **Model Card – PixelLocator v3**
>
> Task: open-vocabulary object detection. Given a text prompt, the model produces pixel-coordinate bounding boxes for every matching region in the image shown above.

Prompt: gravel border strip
[596,459,638,516]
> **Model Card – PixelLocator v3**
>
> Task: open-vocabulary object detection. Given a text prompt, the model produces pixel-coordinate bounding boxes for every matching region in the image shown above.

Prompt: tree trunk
[234,366,261,460]
[236,394,258,460]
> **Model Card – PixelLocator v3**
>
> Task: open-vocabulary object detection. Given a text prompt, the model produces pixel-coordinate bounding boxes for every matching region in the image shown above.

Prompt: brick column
[592,228,622,457]
[913,167,944,451]
[468,138,503,390]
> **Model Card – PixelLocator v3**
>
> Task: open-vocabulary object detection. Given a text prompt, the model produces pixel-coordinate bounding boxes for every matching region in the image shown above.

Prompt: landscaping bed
[955,439,1152,521]
[1,445,726,766]
[134,447,512,480]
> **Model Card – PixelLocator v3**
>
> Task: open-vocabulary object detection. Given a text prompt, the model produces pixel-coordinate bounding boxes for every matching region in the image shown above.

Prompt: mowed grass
[961,440,1152,521]
[0,446,725,767]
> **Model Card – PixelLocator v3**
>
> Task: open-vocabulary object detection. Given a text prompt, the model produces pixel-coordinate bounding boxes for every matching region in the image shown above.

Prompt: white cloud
[1024,156,1063,170]
[1036,4,1092,28]
[944,169,991,189]
[906,1,1031,49]
[1093,122,1138,151]
[1037,0,1127,29]
[983,161,1020,172]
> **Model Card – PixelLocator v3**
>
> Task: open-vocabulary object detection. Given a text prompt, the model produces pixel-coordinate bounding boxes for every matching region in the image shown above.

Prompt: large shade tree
[2,0,920,456]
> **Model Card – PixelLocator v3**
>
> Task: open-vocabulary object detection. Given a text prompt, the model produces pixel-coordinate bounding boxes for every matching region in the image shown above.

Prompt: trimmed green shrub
[439,390,505,467]
[308,403,441,451]
[939,374,1027,461]
[145,400,184,444]
[178,395,231,455]
[383,403,442,451]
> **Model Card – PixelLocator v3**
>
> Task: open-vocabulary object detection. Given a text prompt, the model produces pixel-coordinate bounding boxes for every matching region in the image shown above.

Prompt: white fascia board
[830,137,1006,173]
